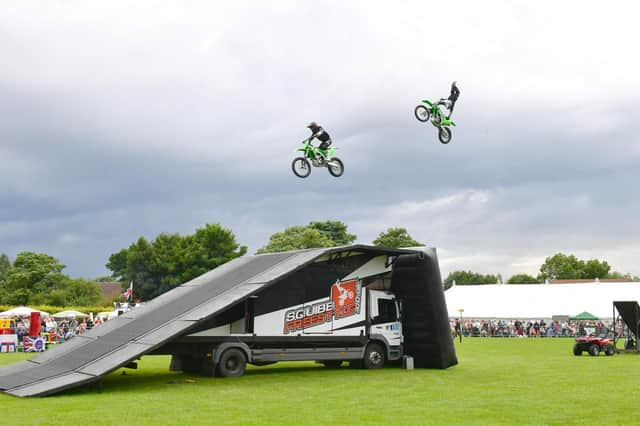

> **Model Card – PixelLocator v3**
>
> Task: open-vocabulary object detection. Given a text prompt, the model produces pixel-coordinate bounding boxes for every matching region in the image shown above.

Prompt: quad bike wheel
[573,344,582,356]
[588,344,600,356]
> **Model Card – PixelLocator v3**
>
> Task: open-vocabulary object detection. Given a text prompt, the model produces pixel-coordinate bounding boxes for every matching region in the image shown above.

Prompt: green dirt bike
[414,99,456,144]
[291,139,344,178]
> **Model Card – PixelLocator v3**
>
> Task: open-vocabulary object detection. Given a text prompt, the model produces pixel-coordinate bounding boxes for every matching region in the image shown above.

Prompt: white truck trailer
[170,278,404,377]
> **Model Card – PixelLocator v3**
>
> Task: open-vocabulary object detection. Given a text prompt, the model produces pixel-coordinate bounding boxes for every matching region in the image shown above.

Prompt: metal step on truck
[167,279,404,377]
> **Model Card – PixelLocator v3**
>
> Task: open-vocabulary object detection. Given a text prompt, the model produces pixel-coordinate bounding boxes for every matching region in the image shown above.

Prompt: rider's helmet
[452,81,458,87]
[306,121,318,128]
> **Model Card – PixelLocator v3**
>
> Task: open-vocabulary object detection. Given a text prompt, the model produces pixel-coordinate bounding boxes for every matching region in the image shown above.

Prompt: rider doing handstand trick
[413,81,460,144]
[441,81,460,119]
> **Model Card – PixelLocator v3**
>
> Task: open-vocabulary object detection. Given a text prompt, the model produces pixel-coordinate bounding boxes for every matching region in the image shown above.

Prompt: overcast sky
[1,1,639,280]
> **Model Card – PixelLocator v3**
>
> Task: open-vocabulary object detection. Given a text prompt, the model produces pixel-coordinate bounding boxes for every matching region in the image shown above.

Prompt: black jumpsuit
[308,124,332,151]
[447,83,460,118]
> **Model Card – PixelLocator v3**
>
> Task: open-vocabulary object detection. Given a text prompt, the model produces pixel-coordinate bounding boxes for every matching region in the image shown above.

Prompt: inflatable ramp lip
[614,301,640,337]
[0,245,422,397]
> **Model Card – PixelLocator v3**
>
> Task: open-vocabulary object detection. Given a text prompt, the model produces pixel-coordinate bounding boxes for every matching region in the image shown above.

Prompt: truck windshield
[374,299,398,323]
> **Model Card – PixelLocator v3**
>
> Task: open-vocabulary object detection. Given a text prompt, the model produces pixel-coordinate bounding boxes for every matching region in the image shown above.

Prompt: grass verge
[1,338,638,425]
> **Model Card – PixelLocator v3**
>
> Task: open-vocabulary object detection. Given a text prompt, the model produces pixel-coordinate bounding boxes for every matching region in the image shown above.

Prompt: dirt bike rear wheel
[414,105,430,122]
[438,127,452,144]
[327,157,344,177]
[292,157,311,178]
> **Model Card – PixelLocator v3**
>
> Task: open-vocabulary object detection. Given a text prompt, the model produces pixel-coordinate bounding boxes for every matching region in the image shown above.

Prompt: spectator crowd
[450,318,621,338]
[6,314,109,344]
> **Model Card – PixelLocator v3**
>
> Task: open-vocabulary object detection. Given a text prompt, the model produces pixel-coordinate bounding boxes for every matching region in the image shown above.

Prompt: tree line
[0,252,103,306]
[0,222,421,305]
[2,220,637,305]
[444,252,639,287]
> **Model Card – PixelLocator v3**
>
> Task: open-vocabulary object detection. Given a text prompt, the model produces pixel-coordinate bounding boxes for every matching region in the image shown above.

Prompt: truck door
[370,292,403,347]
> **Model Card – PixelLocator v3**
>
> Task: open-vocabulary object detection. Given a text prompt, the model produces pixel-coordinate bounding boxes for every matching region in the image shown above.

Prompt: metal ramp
[0,250,320,397]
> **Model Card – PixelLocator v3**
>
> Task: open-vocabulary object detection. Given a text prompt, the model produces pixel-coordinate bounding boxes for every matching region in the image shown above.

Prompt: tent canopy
[445,282,640,319]
[570,311,599,320]
[0,306,49,318]
[52,310,88,319]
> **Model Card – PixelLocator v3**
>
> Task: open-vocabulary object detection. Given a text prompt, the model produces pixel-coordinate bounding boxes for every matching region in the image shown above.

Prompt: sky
[1,1,639,280]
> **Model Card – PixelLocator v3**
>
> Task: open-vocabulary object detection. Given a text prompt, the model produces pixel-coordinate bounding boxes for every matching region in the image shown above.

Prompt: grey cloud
[1,3,639,279]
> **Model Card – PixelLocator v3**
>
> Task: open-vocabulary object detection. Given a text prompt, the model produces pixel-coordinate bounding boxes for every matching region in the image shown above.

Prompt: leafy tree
[63,278,103,306]
[0,253,9,304]
[107,223,246,301]
[582,259,610,279]
[0,253,10,282]
[308,221,356,246]
[5,252,68,304]
[0,251,102,306]
[5,288,31,306]
[607,271,640,281]
[94,275,117,282]
[538,253,611,280]
[444,270,500,287]
[257,226,335,254]
[538,253,583,281]
[507,274,541,284]
[372,227,423,248]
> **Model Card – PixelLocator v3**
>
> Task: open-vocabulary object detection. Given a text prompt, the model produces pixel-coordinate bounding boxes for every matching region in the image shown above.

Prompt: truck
[167,278,404,377]
[1,246,457,397]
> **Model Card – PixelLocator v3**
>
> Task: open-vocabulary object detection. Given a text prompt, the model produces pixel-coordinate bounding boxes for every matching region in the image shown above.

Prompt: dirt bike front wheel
[438,127,452,144]
[292,157,311,178]
[327,157,344,177]
[414,105,430,122]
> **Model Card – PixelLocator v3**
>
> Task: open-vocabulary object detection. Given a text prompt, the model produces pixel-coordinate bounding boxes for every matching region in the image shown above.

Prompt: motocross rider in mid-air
[306,122,332,160]
[441,81,460,119]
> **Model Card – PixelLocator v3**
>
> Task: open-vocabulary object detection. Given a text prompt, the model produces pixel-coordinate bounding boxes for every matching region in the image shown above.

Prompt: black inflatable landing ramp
[614,301,640,337]
[0,250,318,397]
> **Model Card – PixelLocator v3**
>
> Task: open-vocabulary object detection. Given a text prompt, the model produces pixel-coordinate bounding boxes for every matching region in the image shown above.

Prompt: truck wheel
[573,344,582,356]
[604,345,615,356]
[216,348,247,377]
[321,360,342,368]
[363,343,386,369]
[588,344,600,356]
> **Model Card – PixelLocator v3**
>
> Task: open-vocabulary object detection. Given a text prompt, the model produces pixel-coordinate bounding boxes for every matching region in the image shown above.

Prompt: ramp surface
[0,250,319,396]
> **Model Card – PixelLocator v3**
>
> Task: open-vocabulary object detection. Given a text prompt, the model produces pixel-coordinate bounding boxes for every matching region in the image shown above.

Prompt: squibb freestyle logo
[283,279,361,334]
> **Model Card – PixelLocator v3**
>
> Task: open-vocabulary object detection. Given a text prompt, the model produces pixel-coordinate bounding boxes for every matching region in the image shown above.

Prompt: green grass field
[1,338,638,425]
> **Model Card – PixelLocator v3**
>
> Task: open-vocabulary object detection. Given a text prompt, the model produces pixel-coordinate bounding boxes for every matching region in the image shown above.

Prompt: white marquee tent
[444,281,640,319]
[0,306,49,318]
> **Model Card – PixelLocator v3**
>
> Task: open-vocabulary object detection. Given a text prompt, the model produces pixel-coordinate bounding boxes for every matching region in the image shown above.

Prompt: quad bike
[414,99,456,144]
[291,139,344,178]
[573,335,615,356]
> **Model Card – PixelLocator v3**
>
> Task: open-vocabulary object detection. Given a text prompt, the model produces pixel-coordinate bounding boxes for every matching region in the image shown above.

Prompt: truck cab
[369,290,403,361]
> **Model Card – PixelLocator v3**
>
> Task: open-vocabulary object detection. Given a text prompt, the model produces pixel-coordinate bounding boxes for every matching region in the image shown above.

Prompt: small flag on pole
[23,336,46,352]
[122,281,133,300]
